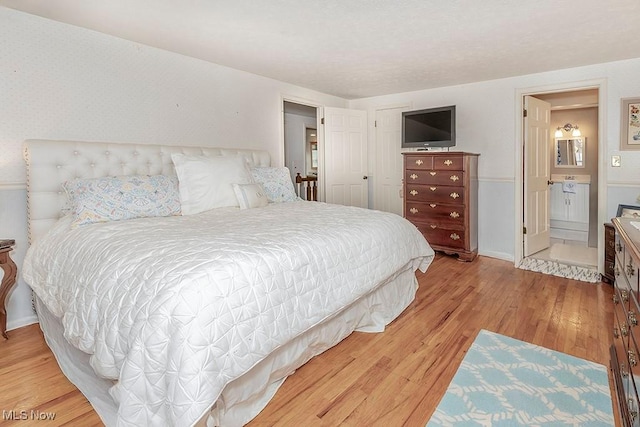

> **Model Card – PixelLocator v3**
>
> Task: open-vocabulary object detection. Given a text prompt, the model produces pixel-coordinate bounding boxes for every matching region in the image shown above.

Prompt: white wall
[0,7,347,331]
[349,59,640,261]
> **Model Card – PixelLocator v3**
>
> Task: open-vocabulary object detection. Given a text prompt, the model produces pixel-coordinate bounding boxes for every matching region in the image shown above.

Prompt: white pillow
[232,183,269,209]
[171,154,253,215]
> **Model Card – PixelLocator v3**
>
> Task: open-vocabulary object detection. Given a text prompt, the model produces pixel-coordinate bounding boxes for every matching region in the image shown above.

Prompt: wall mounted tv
[402,105,456,149]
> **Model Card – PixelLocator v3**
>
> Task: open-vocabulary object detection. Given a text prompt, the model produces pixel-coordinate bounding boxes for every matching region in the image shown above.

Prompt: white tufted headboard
[23,139,271,244]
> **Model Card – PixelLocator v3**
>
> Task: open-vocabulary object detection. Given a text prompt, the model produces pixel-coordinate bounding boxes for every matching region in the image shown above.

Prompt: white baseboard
[478,250,514,263]
[7,314,39,332]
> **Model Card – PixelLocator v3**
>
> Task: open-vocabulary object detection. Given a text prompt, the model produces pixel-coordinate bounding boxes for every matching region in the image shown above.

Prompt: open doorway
[518,86,604,282]
[283,101,319,200]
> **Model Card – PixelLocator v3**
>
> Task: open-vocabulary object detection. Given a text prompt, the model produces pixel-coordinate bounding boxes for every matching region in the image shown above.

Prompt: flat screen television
[402,106,456,149]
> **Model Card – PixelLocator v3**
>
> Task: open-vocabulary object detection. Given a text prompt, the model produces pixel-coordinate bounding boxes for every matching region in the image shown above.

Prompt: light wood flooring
[0,254,616,426]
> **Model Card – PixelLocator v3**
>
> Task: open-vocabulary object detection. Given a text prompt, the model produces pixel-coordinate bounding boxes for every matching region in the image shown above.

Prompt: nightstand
[0,239,17,339]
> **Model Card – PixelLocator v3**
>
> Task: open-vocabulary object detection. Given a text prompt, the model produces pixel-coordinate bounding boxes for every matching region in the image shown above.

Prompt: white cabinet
[549,178,590,244]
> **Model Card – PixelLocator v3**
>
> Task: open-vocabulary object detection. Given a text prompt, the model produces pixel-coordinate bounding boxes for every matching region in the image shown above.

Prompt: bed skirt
[36,262,420,426]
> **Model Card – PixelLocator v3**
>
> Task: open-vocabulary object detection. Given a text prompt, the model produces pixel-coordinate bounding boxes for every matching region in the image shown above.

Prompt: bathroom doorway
[518,86,603,282]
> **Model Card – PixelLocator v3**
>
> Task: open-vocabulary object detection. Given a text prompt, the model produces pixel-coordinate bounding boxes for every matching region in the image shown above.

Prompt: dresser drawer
[405,184,465,204]
[607,224,616,245]
[405,170,465,186]
[405,202,465,229]
[606,259,616,278]
[404,154,464,171]
[624,248,640,293]
[404,155,433,170]
[431,155,464,170]
[614,304,630,389]
[413,223,466,249]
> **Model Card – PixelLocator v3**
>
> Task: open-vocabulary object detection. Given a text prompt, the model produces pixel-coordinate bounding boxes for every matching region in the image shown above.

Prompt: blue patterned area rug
[427,330,614,426]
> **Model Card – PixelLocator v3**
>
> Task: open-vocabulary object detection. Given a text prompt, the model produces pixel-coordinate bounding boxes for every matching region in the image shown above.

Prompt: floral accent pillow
[250,167,300,203]
[63,175,181,227]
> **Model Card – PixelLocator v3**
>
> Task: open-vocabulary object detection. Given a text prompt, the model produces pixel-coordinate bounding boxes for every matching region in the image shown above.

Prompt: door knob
[548,180,554,185]
[363,176,368,180]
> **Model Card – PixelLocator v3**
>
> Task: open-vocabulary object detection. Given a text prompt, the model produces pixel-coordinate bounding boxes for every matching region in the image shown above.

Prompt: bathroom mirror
[555,137,585,167]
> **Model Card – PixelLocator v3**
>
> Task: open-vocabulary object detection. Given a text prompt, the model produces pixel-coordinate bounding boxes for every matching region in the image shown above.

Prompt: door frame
[514,78,607,272]
[280,95,324,200]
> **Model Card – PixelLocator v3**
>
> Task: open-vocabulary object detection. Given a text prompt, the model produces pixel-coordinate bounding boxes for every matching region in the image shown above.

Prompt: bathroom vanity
[549,174,590,244]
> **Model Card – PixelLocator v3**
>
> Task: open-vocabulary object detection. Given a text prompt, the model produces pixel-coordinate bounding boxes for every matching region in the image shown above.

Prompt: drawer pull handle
[444,159,453,166]
[429,204,437,208]
[629,350,637,367]
[450,211,460,219]
[628,262,636,276]
[613,294,619,304]
[621,362,629,377]
[615,268,620,277]
[415,159,423,165]
[622,290,629,302]
[410,173,418,180]
[409,208,418,214]
[629,311,638,326]
[617,242,622,252]
[614,327,620,338]
[450,175,459,182]
[430,187,437,191]
[622,324,629,336]
[409,190,418,196]
[450,192,460,199]
[450,233,460,240]
[430,171,437,176]
[629,398,638,423]
[430,225,437,229]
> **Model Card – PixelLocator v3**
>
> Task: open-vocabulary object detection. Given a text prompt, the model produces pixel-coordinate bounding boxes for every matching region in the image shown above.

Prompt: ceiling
[2,0,638,99]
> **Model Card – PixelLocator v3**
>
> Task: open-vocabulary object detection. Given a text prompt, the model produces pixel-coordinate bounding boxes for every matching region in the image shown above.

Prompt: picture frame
[616,204,640,219]
[620,97,640,150]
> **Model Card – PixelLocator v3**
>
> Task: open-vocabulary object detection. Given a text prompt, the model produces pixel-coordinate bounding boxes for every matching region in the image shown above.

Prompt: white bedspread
[23,201,433,426]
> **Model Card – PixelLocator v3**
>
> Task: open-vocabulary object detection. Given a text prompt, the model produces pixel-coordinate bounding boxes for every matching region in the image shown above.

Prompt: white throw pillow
[232,183,269,209]
[171,154,253,215]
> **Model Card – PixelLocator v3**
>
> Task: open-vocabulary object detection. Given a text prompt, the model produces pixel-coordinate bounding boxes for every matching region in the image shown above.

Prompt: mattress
[24,201,433,426]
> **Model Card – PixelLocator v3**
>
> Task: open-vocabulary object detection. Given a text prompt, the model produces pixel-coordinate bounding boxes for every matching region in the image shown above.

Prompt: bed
[21,139,434,427]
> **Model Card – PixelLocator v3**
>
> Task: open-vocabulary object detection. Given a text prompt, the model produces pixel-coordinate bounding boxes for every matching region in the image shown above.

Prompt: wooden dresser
[611,217,640,426]
[402,151,479,262]
[604,222,616,285]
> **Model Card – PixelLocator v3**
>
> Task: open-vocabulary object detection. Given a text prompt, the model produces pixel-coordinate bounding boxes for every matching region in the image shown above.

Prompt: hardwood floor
[0,254,615,426]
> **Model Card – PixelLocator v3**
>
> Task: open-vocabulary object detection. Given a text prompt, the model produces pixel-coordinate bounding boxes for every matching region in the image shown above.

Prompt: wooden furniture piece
[603,222,616,284]
[402,151,479,262]
[295,173,318,201]
[0,239,17,339]
[610,217,640,426]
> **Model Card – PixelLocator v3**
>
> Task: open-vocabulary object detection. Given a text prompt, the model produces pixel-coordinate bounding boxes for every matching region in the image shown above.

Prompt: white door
[374,108,404,215]
[323,107,368,208]
[523,95,552,256]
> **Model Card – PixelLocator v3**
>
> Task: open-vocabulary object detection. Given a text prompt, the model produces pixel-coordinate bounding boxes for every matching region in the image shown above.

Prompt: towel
[562,181,577,193]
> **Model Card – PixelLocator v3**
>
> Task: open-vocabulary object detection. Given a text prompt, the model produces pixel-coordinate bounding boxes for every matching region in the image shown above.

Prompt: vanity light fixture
[555,123,581,138]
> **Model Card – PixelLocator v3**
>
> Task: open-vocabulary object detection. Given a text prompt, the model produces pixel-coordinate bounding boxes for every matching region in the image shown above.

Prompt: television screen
[402,106,456,149]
